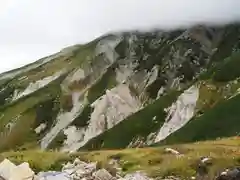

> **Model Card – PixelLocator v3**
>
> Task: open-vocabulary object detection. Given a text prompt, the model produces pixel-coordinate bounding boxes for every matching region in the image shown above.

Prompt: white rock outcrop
[87,84,141,136]
[13,71,64,101]
[95,36,122,63]
[41,92,87,149]
[155,85,199,143]
[62,126,85,150]
[146,65,159,87]
[61,84,142,152]
[35,123,47,134]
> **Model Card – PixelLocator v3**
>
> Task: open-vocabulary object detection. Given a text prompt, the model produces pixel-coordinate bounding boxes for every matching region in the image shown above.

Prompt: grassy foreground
[0,137,239,179]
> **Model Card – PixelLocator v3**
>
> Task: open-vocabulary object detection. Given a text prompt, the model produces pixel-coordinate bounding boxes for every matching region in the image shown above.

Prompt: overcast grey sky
[0,0,240,73]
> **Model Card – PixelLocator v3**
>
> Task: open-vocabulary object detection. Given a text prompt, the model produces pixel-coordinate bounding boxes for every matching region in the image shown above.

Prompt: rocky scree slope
[0,24,239,152]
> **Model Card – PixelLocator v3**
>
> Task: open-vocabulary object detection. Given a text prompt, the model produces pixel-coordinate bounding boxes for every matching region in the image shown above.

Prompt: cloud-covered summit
[0,0,240,73]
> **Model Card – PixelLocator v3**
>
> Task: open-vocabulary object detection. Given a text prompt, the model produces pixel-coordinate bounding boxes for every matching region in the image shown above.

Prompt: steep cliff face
[0,23,239,152]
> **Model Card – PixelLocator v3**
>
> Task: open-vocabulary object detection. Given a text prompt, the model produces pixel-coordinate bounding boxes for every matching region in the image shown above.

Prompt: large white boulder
[0,159,35,180]
[9,162,35,180]
[0,159,16,180]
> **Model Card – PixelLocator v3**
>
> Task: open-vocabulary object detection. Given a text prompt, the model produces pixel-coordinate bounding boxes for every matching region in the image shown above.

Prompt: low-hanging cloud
[0,0,240,73]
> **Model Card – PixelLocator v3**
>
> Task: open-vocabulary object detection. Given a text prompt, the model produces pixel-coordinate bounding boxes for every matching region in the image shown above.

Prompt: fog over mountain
[0,0,240,73]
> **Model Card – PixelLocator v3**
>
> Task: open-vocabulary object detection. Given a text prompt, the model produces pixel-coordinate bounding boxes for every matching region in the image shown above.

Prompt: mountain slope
[0,23,240,152]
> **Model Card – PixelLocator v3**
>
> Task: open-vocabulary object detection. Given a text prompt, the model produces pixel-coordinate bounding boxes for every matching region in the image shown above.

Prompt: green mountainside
[0,23,239,155]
